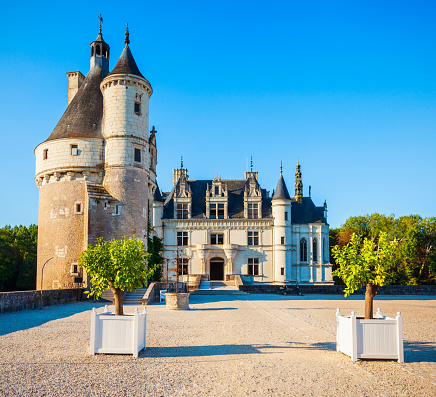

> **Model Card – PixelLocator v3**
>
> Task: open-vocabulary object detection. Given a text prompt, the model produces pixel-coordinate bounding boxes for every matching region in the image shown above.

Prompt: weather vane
[98,14,103,33]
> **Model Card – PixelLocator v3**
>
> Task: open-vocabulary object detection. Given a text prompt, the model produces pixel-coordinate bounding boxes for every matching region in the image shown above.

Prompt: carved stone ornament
[66,172,75,181]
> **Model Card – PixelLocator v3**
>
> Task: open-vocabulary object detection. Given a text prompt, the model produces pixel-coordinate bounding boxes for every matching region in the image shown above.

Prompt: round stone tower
[35,27,110,289]
[272,166,292,282]
[100,26,153,243]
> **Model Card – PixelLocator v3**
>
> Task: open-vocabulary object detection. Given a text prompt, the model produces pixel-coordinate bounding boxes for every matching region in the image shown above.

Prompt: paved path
[0,294,435,396]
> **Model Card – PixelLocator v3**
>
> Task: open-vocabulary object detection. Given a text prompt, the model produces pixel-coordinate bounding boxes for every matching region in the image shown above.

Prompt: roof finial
[125,23,130,45]
[98,14,103,34]
[280,161,283,175]
[181,155,183,169]
[250,155,253,172]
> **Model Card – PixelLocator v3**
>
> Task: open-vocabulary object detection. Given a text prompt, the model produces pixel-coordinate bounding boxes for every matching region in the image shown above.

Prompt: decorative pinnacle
[98,14,103,34]
[250,155,253,172]
[280,161,283,175]
[181,155,183,169]
[125,23,130,45]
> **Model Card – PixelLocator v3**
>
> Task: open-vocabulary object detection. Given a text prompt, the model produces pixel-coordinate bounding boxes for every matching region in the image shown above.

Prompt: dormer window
[177,204,188,219]
[215,186,219,195]
[248,203,258,218]
[210,203,224,219]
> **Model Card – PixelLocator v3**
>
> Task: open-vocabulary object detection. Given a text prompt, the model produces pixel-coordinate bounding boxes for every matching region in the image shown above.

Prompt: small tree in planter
[79,236,155,315]
[332,231,398,319]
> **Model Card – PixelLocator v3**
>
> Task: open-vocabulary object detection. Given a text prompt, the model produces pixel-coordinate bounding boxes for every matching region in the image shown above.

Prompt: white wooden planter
[90,306,146,358]
[336,308,404,362]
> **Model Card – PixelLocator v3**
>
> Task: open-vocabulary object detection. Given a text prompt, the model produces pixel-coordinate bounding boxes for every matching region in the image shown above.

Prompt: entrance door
[210,257,225,280]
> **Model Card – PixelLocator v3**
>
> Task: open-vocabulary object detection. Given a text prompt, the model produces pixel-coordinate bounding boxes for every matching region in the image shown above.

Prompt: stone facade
[153,166,332,284]
[35,27,155,290]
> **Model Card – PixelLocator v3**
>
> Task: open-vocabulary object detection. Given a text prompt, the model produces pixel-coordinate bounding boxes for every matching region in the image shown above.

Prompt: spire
[125,23,130,45]
[108,25,146,79]
[272,172,291,201]
[250,155,253,172]
[295,161,303,203]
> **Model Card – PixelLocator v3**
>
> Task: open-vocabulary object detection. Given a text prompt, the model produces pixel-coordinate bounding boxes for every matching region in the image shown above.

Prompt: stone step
[191,289,248,296]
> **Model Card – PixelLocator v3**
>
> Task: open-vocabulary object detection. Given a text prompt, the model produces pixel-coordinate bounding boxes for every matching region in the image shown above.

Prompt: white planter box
[336,308,404,362]
[90,306,146,358]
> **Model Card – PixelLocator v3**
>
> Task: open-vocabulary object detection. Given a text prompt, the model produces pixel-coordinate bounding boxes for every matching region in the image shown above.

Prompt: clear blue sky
[1,1,435,228]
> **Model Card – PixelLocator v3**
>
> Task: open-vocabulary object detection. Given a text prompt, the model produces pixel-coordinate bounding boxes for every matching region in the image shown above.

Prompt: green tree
[0,225,37,292]
[79,236,156,315]
[147,234,164,282]
[332,231,398,319]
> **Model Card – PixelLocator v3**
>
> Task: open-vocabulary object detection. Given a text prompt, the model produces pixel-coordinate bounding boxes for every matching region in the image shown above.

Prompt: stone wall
[239,284,436,295]
[0,289,84,314]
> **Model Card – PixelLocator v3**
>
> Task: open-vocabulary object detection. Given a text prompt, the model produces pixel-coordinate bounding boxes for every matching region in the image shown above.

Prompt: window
[177,231,188,246]
[215,186,219,195]
[75,202,83,215]
[134,148,141,162]
[248,231,259,246]
[281,267,285,276]
[248,203,258,218]
[313,238,318,263]
[71,145,78,156]
[134,102,141,114]
[281,236,285,245]
[210,233,224,245]
[285,211,288,221]
[210,203,224,219]
[115,204,120,215]
[43,149,48,160]
[71,263,79,275]
[300,238,307,262]
[177,258,189,275]
[248,258,259,276]
[96,44,101,56]
[323,238,328,263]
[177,204,188,219]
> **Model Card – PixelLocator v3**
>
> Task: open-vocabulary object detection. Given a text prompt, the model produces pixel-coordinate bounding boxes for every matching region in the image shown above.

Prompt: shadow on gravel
[142,344,285,358]
[0,301,105,336]
[285,341,336,351]
[189,307,237,311]
[404,341,436,362]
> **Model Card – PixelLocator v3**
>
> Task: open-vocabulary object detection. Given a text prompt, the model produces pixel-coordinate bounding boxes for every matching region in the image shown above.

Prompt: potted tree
[332,231,404,362]
[79,236,156,357]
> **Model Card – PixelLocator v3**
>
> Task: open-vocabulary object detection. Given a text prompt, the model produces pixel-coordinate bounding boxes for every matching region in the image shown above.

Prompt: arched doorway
[210,257,225,280]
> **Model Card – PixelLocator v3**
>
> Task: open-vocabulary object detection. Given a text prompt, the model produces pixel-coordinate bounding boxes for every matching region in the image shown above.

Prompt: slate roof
[291,197,327,224]
[161,179,326,224]
[272,174,291,200]
[108,45,146,80]
[46,67,105,142]
[153,185,164,202]
[86,184,116,201]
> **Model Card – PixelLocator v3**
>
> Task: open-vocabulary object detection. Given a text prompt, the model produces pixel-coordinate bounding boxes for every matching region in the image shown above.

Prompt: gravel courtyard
[0,294,435,396]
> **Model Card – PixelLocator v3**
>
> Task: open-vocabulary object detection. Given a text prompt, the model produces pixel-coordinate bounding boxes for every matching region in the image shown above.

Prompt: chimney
[66,71,85,105]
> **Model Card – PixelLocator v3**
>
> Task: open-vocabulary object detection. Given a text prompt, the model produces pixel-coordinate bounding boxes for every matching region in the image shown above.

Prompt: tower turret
[90,16,110,74]
[100,25,153,243]
[272,163,292,282]
[294,161,303,203]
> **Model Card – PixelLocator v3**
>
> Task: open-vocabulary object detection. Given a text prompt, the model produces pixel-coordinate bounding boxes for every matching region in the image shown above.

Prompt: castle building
[35,23,332,289]
[153,161,332,284]
[35,25,157,289]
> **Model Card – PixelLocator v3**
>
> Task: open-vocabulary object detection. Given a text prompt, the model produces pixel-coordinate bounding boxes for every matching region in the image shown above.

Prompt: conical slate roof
[46,67,104,142]
[272,174,291,200]
[108,45,144,79]
[154,184,164,202]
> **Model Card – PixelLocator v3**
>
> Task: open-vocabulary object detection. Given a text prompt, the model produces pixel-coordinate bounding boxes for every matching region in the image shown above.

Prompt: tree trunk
[364,283,379,319]
[111,287,124,315]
